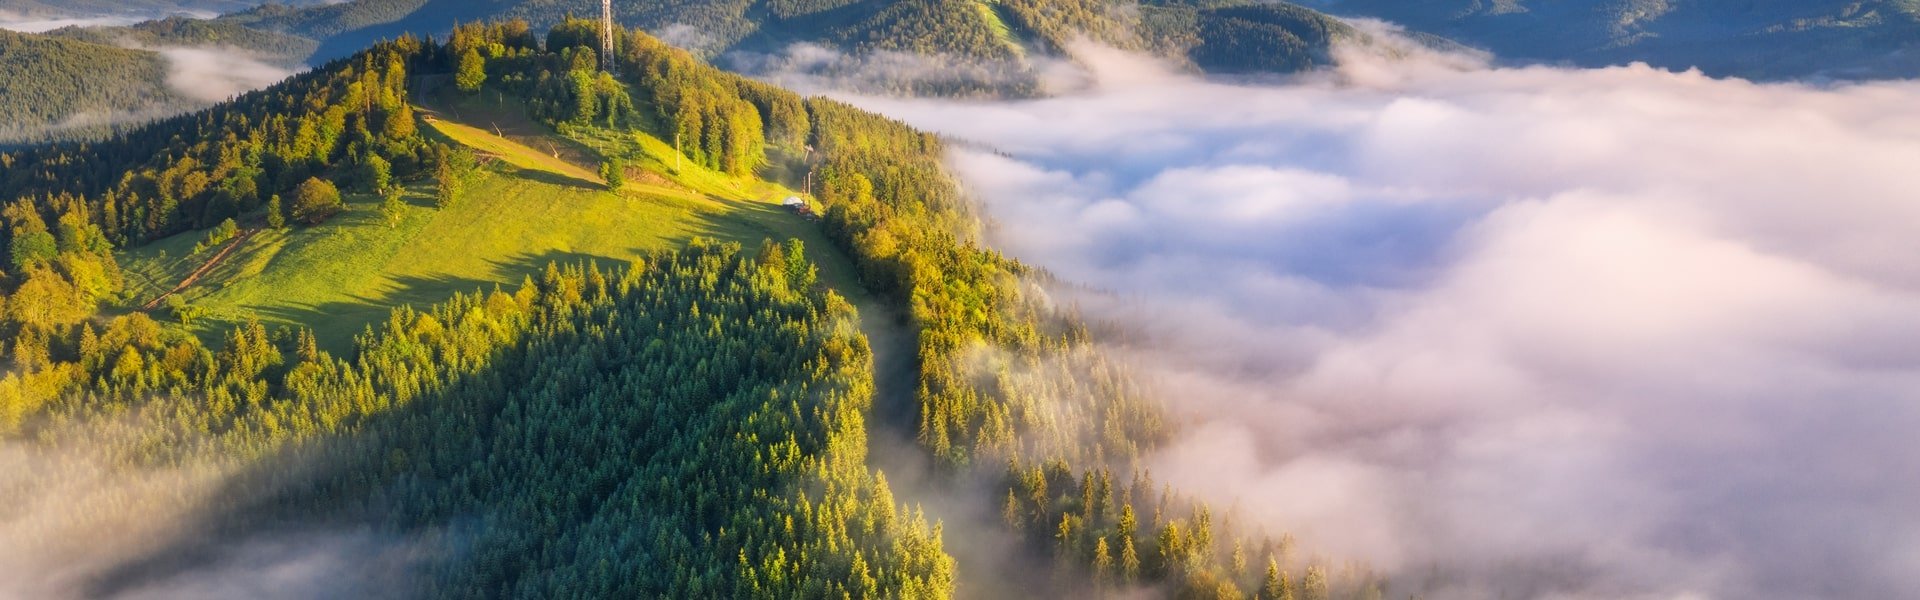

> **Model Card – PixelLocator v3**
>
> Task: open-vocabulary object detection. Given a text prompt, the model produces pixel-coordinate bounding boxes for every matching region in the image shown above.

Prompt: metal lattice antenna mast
[601,0,615,72]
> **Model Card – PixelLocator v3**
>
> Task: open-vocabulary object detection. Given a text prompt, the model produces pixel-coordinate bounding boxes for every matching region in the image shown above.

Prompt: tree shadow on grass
[243,272,505,352]
[510,165,602,191]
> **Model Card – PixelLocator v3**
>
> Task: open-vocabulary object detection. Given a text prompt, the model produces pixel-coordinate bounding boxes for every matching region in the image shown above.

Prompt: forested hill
[0,30,187,147]
[0,19,1360,598]
[224,0,1355,84]
[1,0,1350,145]
[1304,0,1920,79]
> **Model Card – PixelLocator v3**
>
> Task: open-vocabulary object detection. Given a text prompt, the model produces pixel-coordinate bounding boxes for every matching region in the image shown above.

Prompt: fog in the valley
[832,29,1920,600]
[156,47,300,102]
[0,7,301,143]
[0,432,432,600]
[0,11,161,33]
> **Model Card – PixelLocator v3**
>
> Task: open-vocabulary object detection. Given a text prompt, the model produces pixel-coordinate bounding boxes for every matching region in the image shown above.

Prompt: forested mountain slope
[0,17,313,147]
[0,0,322,19]
[0,20,1364,598]
[1305,0,1920,79]
[0,30,187,146]
[46,15,318,62]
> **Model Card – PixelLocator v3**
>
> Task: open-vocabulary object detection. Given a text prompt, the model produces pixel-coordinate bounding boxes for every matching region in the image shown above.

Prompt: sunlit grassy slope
[121,92,853,350]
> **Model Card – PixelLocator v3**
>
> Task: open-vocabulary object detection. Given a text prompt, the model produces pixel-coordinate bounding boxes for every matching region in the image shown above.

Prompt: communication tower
[601,0,615,72]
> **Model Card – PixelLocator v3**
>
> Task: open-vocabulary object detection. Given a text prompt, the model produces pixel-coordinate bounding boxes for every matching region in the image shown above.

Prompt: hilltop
[120,85,849,351]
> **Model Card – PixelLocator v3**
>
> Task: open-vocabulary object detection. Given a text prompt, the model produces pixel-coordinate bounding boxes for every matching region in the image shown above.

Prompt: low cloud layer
[0,9,220,33]
[0,12,144,33]
[0,429,431,599]
[836,35,1920,599]
[726,42,1081,97]
[157,47,300,102]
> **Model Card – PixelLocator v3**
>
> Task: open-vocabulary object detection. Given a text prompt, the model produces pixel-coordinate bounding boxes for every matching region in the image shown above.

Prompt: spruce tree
[266,194,285,229]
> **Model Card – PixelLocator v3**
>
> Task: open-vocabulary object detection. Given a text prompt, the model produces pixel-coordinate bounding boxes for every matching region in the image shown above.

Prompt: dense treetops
[0,35,434,246]
[13,241,956,598]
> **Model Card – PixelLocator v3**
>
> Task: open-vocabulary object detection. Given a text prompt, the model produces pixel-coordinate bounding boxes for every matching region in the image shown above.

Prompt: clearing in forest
[120,93,853,350]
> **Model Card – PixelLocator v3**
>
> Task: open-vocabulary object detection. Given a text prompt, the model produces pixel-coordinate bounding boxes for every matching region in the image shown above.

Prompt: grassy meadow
[119,92,855,350]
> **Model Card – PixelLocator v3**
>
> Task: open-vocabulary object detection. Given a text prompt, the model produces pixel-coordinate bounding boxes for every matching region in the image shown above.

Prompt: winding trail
[138,227,259,312]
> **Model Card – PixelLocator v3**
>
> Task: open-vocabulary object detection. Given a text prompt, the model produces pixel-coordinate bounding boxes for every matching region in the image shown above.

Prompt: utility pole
[601,0,616,73]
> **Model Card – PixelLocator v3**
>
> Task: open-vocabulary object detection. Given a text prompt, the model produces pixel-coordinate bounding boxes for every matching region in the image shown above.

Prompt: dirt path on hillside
[139,228,259,312]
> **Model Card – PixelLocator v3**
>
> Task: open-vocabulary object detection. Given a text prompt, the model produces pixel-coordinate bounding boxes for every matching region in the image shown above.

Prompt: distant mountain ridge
[0,0,324,19]
[0,0,1359,144]
[1304,0,1920,79]
[217,0,1356,78]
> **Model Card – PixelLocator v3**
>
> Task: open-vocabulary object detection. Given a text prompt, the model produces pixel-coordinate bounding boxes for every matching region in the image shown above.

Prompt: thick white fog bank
[836,40,1920,599]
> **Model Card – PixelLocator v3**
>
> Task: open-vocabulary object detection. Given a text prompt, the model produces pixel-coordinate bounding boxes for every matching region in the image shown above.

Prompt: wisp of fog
[833,33,1920,600]
[157,47,300,103]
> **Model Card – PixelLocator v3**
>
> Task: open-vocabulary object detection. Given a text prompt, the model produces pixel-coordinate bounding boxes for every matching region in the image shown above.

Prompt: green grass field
[121,92,857,351]
[976,0,1028,59]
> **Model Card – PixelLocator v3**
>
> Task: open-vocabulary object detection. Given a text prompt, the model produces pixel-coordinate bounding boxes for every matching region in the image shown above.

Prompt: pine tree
[266,194,285,229]
[1232,540,1248,578]
[1302,565,1328,600]
[1121,538,1141,582]
[1003,489,1023,530]
[1092,537,1114,584]
[1262,558,1292,600]
[1056,514,1074,557]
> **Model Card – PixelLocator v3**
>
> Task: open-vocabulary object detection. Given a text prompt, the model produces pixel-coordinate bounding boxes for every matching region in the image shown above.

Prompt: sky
[831,30,1920,600]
